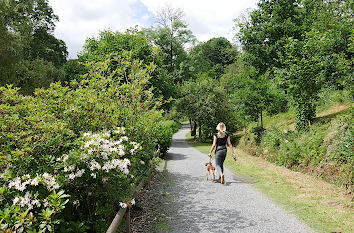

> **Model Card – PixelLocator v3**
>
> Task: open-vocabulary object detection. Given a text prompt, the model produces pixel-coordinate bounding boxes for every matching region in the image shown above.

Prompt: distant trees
[176,76,237,141]
[176,37,239,141]
[0,0,68,94]
[233,0,353,130]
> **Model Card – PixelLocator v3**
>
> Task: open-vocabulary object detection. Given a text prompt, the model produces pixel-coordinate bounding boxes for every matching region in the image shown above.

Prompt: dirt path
[158,123,313,233]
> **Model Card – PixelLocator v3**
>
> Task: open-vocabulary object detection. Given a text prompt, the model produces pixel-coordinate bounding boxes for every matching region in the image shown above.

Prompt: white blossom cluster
[119,198,135,209]
[58,127,142,182]
[12,192,41,210]
[8,173,60,192]
[101,158,131,174]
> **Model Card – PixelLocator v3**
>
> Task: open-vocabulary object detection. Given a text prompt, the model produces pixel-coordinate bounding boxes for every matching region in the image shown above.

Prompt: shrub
[257,106,353,190]
[0,52,169,231]
[155,120,181,156]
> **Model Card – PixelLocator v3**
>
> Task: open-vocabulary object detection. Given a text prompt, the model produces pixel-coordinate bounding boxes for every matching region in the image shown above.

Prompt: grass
[185,133,353,233]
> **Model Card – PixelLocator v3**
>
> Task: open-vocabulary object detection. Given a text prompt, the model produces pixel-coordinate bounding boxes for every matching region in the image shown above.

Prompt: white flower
[119,150,125,156]
[13,197,20,205]
[73,200,79,206]
[83,132,91,137]
[62,154,69,162]
[31,177,39,186]
[140,160,145,165]
[123,158,131,166]
[43,198,50,207]
[76,169,85,178]
[123,169,129,175]
[102,144,110,151]
[130,199,135,205]
[23,174,30,179]
[120,202,128,208]
[19,192,32,208]
[110,147,118,153]
[102,131,110,138]
[69,173,76,180]
[91,173,97,178]
[90,160,101,171]
[32,199,41,207]
[121,136,128,141]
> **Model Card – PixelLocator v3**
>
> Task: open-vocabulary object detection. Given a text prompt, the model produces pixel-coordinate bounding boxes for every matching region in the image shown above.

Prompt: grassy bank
[186,134,353,233]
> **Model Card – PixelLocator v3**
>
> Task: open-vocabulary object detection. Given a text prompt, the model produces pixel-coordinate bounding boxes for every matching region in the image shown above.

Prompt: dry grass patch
[316,104,350,118]
[229,147,353,233]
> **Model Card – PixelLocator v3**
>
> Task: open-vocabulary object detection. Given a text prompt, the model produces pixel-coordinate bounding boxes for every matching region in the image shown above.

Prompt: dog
[205,162,216,181]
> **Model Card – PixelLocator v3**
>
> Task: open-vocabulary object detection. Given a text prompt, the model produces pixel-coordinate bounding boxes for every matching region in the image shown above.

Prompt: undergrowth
[240,89,353,193]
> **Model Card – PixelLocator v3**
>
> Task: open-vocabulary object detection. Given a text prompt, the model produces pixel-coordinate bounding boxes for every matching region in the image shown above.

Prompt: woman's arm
[227,136,237,161]
[207,135,217,157]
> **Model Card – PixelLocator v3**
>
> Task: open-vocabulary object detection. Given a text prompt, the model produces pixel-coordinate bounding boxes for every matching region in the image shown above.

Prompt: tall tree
[0,0,67,94]
[143,4,195,82]
[236,0,303,75]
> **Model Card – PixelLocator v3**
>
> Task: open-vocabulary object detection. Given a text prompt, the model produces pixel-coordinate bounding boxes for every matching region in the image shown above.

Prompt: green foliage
[142,5,195,83]
[177,76,238,141]
[276,37,323,130]
[0,0,68,94]
[178,37,238,82]
[156,120,181,156]
[0,49,169,231]
[79,29,154,65]
[236,0,303,75]
[63,59,87,82]
[259,107,353,189]
[317,88,352,111]
[221,60,288,128]
[77,28,177,109]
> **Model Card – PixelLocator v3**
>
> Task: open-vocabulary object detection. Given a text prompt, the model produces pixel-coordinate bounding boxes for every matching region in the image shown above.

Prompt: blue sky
[49,0,259,58]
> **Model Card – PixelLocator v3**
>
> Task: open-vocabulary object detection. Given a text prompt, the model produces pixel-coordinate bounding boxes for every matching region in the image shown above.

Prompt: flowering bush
[0,52,172,231]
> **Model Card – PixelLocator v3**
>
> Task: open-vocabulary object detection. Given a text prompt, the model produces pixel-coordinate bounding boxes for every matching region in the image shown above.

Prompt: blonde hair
[216,122,226,138]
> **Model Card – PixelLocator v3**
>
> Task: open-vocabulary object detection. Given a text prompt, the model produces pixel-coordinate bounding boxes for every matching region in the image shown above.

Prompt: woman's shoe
[221,174,225,184]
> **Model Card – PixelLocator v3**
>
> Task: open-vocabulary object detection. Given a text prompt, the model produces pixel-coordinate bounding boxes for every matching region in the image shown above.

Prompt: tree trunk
[192,121,196,138]
[198,123,202,142]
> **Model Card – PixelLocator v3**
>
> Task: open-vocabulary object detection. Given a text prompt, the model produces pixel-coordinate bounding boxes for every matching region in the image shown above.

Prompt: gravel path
[160,123,314,233]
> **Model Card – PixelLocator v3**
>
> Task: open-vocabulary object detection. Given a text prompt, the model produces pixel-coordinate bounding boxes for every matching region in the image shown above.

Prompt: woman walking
[208,122,236,184]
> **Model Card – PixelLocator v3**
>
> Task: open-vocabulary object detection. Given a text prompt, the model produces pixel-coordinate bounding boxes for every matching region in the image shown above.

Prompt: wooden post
[126,206,131,233]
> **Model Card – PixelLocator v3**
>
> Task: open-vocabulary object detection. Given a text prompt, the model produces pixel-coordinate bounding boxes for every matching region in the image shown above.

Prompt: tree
[143,4,195,82]
[220,58,287,136]
[0,0,67,94]
[178,37,238,82]
[77,28,177,109]
[177,76,238,141]
[276,37,323,130]
[201,37,238,77]
[236,0,303,75]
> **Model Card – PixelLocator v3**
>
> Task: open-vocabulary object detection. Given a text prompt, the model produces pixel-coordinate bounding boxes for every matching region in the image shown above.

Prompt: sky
[48,0,259,59]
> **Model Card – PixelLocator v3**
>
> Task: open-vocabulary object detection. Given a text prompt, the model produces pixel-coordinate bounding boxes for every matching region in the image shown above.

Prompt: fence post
[126,206,131,233]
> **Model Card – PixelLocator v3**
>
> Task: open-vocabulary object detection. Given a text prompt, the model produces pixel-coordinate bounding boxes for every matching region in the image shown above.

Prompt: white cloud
[140,0,259,42]
[49,0,259,58]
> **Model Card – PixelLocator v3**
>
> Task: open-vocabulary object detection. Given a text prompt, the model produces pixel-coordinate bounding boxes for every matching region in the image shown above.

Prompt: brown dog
[205,162,216,181]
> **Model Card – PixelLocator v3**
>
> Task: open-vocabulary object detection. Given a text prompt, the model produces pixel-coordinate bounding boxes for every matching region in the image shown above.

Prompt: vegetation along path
[160,123,314,233]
